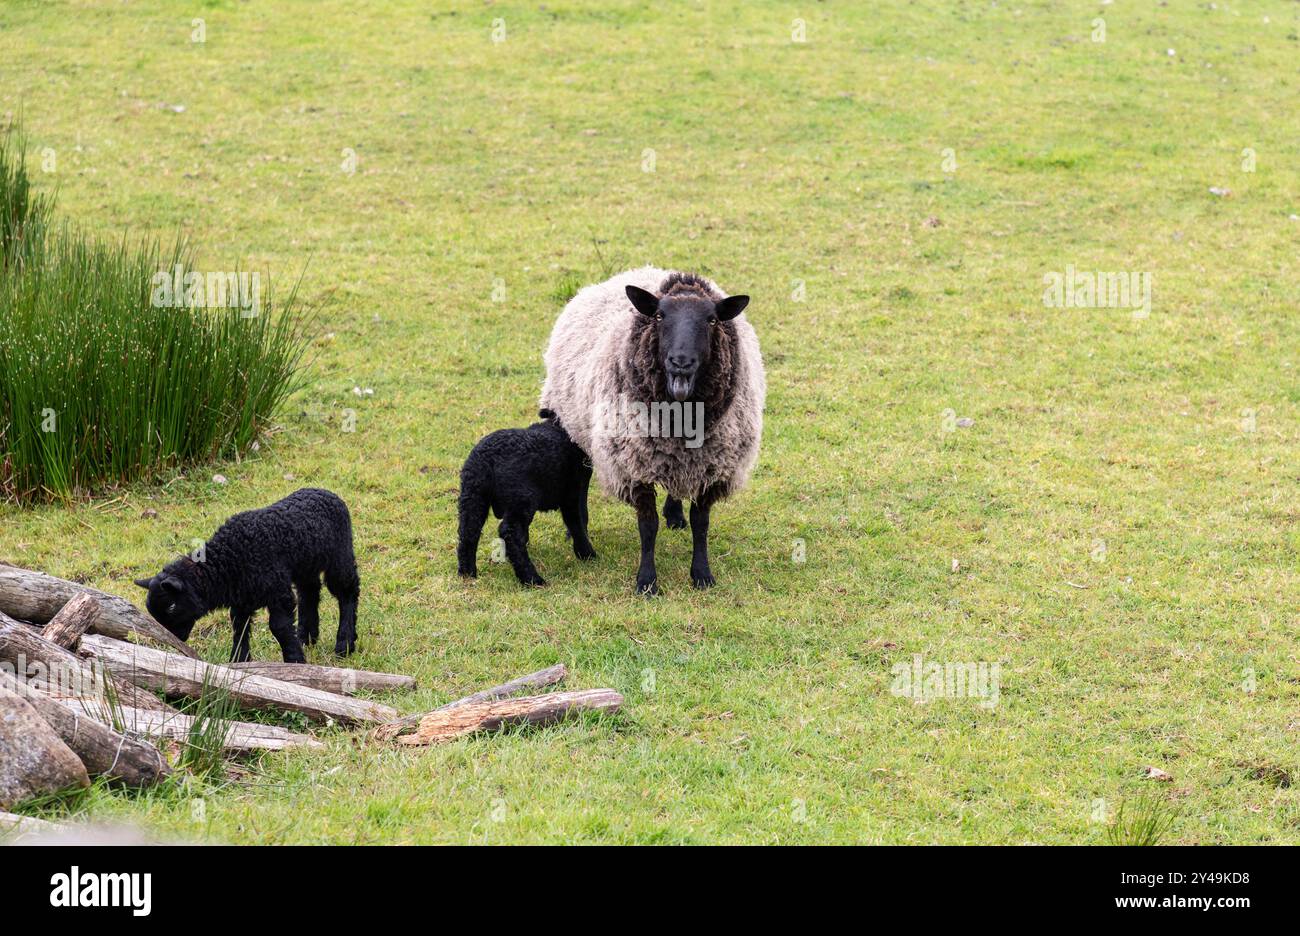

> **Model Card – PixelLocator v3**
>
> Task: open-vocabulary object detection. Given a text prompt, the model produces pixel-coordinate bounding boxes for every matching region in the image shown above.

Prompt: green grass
[0,0,1297,843]
[0,130,309,503]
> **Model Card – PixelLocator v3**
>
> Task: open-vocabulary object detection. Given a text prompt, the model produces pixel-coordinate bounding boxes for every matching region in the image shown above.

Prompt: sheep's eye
[167,603,177,614]
[654,312,663,322]
[708,317,718,326]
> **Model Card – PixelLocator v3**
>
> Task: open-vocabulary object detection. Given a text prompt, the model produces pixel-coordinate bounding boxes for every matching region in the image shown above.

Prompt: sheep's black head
[134,562,207,641]
[626,284,749,402]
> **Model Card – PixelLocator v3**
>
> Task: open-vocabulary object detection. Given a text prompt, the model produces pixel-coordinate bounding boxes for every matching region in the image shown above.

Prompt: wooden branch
[388,688,623,746]
[80,634,397,726]
[441,663,569,709]
[0,810,63,838]
[373,663,567,740]
[0,611,178,715]
[227,661,415,695]
[55,700,323,754]
[0,563,198,658]
[0,670,169,788]
[41,592,100,650]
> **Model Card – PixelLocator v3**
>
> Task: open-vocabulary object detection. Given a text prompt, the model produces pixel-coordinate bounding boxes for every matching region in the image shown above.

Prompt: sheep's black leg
[457,487,490,577]
[500,511,545,586]
[689,487,721,589]
[325,559,360,657]
[631,483,659,595]
[230,608,254,663]
[295,575,321,646]
[663,496,687,530]
[267,592,306,664]
[562,500,596,560]
[579,467,591,534]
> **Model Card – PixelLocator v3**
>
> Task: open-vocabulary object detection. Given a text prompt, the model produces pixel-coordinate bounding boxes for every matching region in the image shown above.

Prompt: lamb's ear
[625,285,660,318]
[134,576,156,590]
[159,576,183,594]
[715,295,750,321]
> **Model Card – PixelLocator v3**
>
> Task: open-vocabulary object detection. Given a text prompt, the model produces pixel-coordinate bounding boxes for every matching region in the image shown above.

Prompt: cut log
[0,670,169,788]
[55,700,323,754]
[227,662,415,695]
[0,685,91,808]
[41,592,100,650]
[387,688,623,746]
[441,663,568,709]
[0,611,178,715]
[0,810,63,838]
[0,563,198,658]
[373,663,567,740]
[80,634,397,726]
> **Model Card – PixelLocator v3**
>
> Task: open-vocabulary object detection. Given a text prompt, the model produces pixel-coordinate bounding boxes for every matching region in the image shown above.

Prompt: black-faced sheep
[134,488,360,662]
[539,268,765,594]
[457,412,595,586]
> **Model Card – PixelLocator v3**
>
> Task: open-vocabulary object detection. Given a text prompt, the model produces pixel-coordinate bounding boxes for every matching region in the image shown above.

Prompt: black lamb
[134,488,361,662]
[457,411,595,586]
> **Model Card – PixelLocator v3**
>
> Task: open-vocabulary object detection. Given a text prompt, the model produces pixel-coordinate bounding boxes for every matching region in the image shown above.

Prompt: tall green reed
[0,126,310,503]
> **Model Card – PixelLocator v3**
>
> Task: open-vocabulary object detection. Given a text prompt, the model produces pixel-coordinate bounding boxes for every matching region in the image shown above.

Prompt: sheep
[539,267,765,594]
[457,411,595,586]
[134,488,360,662]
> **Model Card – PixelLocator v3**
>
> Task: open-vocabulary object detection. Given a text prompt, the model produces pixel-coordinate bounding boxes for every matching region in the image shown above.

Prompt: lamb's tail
[456,486,491,578]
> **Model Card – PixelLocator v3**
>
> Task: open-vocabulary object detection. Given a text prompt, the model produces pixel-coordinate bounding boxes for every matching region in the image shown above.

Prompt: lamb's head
[625,283,749,402]
[134,559,208,640]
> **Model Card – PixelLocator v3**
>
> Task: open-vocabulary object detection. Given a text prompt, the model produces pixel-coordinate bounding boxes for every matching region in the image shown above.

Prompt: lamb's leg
[267,592,306,664]
[689,487,722,589]
[500,511,545,587]
[457,487,490,577]
[295,575,321,646]
[326,557,361,657]
[230,608,254,663]
[562,501,596,560]
[663,496,687,530]
[631,483,659,595]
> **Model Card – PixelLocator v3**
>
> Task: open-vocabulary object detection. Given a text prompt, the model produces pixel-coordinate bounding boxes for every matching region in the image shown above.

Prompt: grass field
[2,0,1298,844]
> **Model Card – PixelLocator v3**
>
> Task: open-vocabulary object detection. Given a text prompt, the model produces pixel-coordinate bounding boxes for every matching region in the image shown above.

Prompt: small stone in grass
[141,508,158,519]
[1144,766,1174,782]
[212,474,228,485]
[1208,186,1231,197]
[956,416,975,428]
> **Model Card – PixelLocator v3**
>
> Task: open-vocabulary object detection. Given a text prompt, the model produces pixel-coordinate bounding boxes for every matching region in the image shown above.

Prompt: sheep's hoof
[521,575,547,587]
[691,569,716,590]
[458,567,478,579]
[635,576,659,596]
[297,628,318,646]
[575,546,597,561]
[334,640,356,657]
[665,516,687,530]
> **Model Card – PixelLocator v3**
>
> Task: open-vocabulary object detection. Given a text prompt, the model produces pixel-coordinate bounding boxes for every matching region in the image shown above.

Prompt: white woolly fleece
[539,266,765,503]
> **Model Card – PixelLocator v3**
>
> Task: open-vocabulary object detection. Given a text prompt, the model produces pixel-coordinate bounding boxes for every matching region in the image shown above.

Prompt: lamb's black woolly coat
[457,416,595,586]
[135,488,360,662]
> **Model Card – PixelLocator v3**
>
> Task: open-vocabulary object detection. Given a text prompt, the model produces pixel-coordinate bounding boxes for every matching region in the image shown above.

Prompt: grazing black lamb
[457,411,595,586]
[134,488,361,663]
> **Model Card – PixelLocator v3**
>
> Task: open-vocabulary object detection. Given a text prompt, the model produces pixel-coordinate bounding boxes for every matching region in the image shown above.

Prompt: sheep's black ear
[626,285,660,318]
[159,576,183,594]
[715,295,749,321]
[133,577,155,590]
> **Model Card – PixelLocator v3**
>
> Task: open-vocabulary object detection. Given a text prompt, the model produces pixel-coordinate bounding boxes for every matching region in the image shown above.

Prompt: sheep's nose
[668,354,697,371]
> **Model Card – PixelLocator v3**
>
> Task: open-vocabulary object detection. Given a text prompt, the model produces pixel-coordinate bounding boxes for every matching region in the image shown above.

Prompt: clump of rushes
[0,125,310,503]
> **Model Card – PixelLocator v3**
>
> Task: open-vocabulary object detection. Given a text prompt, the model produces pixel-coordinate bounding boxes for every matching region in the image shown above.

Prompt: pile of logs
[0,563,623,820]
